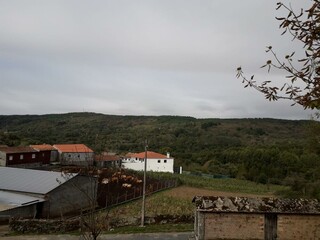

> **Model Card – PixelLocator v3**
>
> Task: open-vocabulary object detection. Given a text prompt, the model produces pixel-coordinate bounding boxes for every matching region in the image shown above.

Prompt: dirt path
[0,224,9,237]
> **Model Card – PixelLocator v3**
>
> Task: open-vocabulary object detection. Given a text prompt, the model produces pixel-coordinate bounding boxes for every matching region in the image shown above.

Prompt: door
[265,213,277,240]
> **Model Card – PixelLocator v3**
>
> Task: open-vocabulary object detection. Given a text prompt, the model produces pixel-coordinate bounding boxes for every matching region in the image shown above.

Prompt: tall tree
[237,1,320,110]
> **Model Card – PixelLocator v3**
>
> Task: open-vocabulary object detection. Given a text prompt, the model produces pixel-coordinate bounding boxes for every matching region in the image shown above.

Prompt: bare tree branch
[237,0,320,110]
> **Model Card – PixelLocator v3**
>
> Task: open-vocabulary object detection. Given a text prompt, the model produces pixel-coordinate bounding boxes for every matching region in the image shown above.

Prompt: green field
[106,174,288,232]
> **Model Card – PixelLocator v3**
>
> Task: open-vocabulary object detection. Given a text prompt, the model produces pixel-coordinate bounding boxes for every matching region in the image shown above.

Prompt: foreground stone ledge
[192,196,320,214]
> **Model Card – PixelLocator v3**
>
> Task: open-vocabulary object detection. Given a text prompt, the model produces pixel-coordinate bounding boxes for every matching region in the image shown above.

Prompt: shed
[0,191,45,220]
[95,154,121,168]
[193,196,320,240]
[0,146,46,168]
[0,167,97,218]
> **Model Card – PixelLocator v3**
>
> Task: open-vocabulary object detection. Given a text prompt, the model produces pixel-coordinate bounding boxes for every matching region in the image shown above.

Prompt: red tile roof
[30,144,56,151]
[0,146,37,154]
[130,151,168,159]
[53,144,93,153]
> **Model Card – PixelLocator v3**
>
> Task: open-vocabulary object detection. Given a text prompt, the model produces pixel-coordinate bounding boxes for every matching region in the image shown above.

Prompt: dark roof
[193,196,320,214]
[0,146,37,154]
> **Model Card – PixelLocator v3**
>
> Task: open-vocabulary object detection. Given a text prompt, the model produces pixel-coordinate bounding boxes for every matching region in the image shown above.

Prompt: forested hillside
[0,112,319,198]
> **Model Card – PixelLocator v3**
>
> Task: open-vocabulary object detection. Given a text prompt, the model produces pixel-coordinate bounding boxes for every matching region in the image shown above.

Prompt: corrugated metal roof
[0,190,45,211]
[0,167,77,195]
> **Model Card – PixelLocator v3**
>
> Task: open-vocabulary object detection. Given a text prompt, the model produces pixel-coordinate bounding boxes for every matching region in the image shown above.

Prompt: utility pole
[140,139,148,227]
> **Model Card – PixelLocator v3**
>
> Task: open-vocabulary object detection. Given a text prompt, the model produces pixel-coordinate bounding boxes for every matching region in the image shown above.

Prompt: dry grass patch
[163,186,275,200]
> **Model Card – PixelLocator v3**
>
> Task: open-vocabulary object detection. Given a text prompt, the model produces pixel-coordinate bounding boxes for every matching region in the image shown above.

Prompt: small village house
[30,144,58,163]
[0,146,51,168]
[53,144,94,166]
[95,153,122,168]
[122,151,174,173]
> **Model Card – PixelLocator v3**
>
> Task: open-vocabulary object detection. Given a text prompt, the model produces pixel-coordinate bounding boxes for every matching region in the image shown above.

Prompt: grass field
[107,175,288,232]
[109,184,280,219]
[177,174,288,195]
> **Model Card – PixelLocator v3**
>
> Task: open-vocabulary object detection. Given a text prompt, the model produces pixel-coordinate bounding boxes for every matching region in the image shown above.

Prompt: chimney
[167,152,170,158]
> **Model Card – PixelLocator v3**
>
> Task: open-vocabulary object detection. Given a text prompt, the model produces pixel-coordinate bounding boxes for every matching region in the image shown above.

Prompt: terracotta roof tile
[53,144,93,153]
[130,151,169,159]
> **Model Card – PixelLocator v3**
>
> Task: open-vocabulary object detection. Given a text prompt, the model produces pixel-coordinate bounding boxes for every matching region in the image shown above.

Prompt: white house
[122,151,174,173]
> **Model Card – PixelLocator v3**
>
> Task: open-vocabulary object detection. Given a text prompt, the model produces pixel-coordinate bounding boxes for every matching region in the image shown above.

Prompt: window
[158,160,161,163]
[20,154,24,160]
[32,154,36,159]
[164,160,167,163]
[9,156,13,161]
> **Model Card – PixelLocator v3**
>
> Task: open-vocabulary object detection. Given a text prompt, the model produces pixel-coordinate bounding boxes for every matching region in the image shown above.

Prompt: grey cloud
[0,0,313,119]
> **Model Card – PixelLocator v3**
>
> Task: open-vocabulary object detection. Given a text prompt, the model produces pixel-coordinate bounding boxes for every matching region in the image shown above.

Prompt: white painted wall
[122,157,174,173]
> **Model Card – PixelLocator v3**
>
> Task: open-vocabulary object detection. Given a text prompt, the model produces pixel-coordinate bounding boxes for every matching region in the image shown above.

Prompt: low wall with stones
[110,214,193,227]
[9,214,193,234]
[193,196,320,240]
[9,219,80,234]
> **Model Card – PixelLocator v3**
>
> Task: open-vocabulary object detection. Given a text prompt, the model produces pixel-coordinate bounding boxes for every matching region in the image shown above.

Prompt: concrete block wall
[203,213,264,240]
[277,214,320,239]
[195,212,320,240]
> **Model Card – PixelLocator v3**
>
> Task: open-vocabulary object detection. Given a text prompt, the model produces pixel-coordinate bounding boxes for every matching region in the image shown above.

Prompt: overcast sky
[0,0,314,119]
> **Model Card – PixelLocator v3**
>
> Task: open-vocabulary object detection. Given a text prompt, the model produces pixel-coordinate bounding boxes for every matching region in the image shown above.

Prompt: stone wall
[9,219,80,234]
